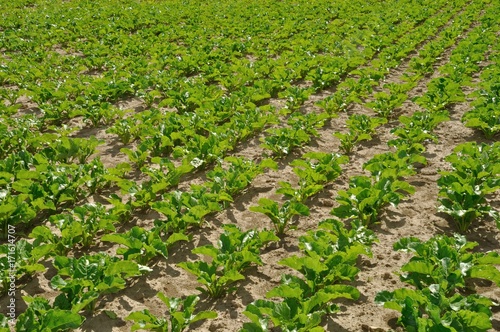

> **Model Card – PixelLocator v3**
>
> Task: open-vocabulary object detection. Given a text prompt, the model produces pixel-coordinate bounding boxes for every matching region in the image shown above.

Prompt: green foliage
[277,153,347,203]
[363,148,426,179]
[121,144,150,169]
[280,86,313,111]
[142,157,194,194]
[393,235,500,291]
[366,91,407,118]
[83,102,124,127]
[0,239,48,294]
[127,294,217,332]
[102,226,188,265]
[30,203,116,255]
[0,0,494,330]
[242,291,342,332]
[437,142,500,232]
[462,82,500,138]
[376,286,493,332]
[107,118,142,144]
[151,188,221,234]
[332,131,369,155]
[315,90,350,114]
[414,77,465,111]
[250,198,310,236]
[376,235,500,332]
[280,220,374,295]
[242,219,374,332]
[16,296,84,332]
[0,314,7,332]
[261,112,327,157]
[43,136,102,164]
[333,114,385,154]
[462,105,500,139]
[51,253,150,313]
[332,175,414,227]
[206,157,277,199]
[390,110,449,146]
[347,114,387,135]
[178,225,278,298]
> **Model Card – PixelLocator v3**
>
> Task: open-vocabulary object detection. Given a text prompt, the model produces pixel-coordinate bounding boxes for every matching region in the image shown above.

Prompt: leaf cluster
[127,293,217,332]
[332,175,414,227]
[333,114,386,154]
[241,219,375,332]
[178,225,278,298]
[50,253,150,313]
[437,142,500,232]
[376,235,500,331]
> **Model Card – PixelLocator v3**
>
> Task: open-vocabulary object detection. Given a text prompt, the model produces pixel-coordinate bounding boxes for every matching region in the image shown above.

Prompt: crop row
[1,0,499,331]
[127,3,500,329]
[0,0,474,243]
[235,3,500,329]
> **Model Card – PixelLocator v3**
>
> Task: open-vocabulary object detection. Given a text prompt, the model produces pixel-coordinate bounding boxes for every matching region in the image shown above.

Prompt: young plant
[151,188,221,234]
[286,218,376,292]
[391,234,500,291]
[346,114,387,136]
[462,82,500,138]
[376,284,494,332]
[83,102,123,127]
[376,235,500,332]
[31,203,115,254]
[45,136,102,164]
[178,225,278,298]
[366,91,407,118]
[242,287,347,332]
[333,114,384,154]
[51,253,150,313]
[15,296,84,332]
[444,142,500,185]
[390,110,449,146]
[332,175,414,227]
[280,86,313,111]
[261,127,311,157]
[206,157,277,199]
[106,118,142,144]
[363,149,425,179]
[333,130,370,154]
[277,153,347,203]
[462,105,500,139]
[250,198,310,236]
[141,157,194,194]
[101,225,188,265]
[287,111,329,138]
[0,240,49,294]
[127,293,217,332]
[121,143,150,169]
[437,174,499,233]
[242,219,374,332]
[437,142,500,232]
[414,77,465,111]
[315,90,349,115]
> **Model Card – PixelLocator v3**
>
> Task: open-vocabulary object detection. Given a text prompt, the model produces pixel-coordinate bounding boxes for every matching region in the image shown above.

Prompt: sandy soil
[1,5,500,332]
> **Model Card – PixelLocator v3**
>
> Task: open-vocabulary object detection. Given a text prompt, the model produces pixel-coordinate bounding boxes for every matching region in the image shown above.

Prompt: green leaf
[401,261,435,275]
[190,310,218,324]
[470,265,500,287]
[457,310,492,330]
[44,309,84,329]
[105,260,142,278]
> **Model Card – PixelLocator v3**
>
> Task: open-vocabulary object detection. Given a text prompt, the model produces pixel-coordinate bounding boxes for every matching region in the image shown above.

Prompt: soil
[2,5,500,332]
